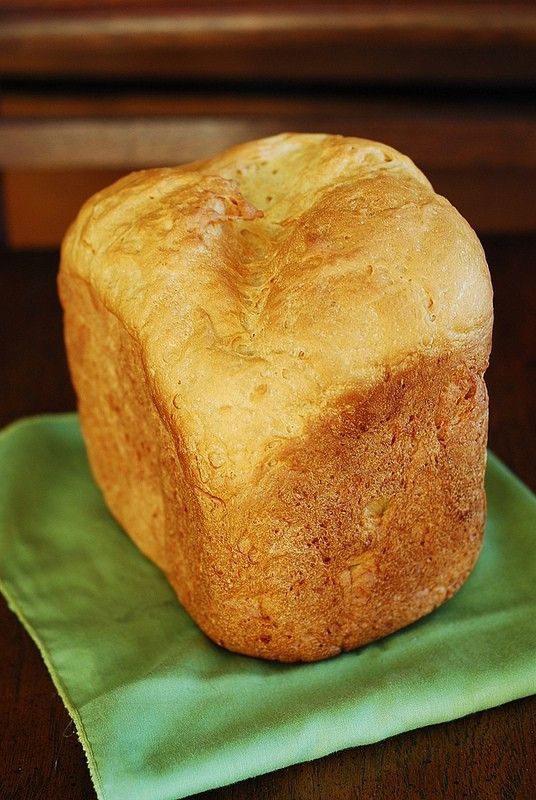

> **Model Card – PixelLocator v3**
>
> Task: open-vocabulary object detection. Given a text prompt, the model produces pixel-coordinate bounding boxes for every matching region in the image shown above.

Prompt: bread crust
[59,133,493,661]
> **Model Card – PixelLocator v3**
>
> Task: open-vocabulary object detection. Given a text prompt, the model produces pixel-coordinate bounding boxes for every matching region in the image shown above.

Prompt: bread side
[59,271,488,660]
[59,133,493,661]
[194,350,489,661]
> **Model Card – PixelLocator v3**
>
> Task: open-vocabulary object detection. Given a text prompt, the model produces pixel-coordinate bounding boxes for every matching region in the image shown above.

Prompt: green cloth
[1,414,535,800]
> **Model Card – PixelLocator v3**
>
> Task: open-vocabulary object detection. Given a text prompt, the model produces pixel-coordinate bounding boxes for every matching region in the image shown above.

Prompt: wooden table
[0,236,535,799]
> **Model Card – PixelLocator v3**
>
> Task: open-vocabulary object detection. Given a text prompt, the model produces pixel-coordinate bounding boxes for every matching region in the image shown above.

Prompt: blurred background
[0,0,535,246]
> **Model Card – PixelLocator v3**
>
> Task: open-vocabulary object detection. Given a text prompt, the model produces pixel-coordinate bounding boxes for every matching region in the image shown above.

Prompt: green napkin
[1,414,535,800]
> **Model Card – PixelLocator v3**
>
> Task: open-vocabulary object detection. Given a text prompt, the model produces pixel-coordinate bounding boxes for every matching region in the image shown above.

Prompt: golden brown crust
[187,351,489,661]
[59,133,493,661]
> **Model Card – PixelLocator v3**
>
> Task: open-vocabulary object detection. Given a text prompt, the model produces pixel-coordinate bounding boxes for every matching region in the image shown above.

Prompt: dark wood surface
[0,236,535,799]
[2,92,536,170]
[1,1,535,83]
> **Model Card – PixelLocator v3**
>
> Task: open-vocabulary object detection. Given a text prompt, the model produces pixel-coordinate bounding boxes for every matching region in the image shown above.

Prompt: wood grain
[0,236,535,799]
[1,108,535,170]
[0,3,535,82]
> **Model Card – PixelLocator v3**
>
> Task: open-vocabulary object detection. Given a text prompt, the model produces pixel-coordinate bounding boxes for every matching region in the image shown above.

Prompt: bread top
[61,133,493,498]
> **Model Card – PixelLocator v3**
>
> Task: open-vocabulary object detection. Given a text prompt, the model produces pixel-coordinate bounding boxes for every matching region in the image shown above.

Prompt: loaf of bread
[59,133,493,662]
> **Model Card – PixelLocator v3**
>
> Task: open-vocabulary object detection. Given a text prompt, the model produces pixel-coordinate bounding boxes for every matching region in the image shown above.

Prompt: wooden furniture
[1,1,536,244]
[1,3,535,798]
